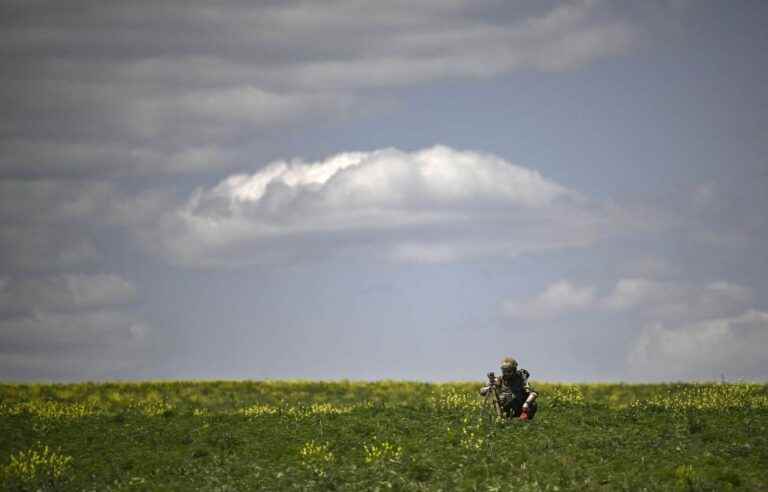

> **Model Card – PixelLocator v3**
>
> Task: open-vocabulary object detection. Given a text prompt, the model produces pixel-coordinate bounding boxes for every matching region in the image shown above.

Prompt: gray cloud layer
[0,0,637,177]
[0,273,136,314]
[0,273,148,380]
[0,310,149,380]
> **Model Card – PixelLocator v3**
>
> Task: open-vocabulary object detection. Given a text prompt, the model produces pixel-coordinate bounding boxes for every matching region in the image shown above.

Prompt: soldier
[480,357,538,420]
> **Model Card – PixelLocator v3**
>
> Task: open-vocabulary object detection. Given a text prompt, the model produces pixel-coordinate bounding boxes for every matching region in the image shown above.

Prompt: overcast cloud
[1,1,766,382]
[0,273,149,380]
[0,273,137,314]
[0,0,636,178]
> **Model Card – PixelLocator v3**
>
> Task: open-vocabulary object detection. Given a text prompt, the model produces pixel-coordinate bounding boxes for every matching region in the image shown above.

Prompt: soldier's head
[500,357,518,377]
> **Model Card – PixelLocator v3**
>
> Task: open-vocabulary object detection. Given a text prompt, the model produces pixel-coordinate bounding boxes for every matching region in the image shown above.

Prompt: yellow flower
[1,444,74,485]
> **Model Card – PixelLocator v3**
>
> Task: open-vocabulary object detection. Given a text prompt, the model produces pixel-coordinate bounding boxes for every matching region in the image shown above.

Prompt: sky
[1,0,767,383]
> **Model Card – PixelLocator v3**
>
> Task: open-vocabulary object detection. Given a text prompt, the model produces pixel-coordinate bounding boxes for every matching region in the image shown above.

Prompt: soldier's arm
[522,370,538,406]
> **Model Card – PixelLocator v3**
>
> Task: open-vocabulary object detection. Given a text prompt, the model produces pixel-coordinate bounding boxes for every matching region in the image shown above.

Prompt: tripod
[483,371,503,423]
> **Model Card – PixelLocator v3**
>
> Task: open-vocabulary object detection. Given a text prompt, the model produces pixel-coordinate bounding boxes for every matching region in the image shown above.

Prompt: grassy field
[1,381,767,491]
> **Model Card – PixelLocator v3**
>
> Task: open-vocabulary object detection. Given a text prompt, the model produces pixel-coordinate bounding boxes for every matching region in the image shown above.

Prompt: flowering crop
[457,416,486,451]
[363,438,403,465]
[0,381,766,490]
[631,383,768,412]
[542,384,585,408]
[0,400,96,419]
[0,444,73,488]
[299,441,335,479]
[237,402,357,418]
[430,389,483,411]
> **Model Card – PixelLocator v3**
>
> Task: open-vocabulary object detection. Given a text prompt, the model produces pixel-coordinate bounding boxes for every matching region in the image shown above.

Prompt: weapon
[483,372,503,421]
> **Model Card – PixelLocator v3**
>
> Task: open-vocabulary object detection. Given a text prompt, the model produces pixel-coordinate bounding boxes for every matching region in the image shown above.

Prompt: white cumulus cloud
[143,146,611,267]
[502,280,596,319]
[601,278,752,321]
[501,276,753,322]
[500,275,763,380]
[627,310,768,381]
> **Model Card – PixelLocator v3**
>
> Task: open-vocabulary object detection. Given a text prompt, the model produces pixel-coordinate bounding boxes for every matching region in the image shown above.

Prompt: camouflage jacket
[493,369,534,405]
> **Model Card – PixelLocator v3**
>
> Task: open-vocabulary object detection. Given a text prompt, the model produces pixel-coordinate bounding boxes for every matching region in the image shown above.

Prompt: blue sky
[1,1,766,382]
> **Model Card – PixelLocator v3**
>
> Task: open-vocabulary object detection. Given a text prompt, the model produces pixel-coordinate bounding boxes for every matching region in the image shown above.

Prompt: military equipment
[483,371,503,422]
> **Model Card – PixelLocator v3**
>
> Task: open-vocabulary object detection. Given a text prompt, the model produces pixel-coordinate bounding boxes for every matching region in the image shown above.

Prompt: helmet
[500,357,518,372]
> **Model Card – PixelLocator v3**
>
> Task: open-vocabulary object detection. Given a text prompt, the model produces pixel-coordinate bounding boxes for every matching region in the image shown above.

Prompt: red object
[519,409,529,421]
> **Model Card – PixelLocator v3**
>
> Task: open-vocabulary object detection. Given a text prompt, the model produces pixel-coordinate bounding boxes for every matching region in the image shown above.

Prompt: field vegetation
[1,381,767,490]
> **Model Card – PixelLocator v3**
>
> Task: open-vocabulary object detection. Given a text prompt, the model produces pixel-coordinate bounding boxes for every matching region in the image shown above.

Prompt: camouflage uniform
[494,368,538,419]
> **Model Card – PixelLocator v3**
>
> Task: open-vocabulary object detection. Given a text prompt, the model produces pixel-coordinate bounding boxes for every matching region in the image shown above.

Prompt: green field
[1,381,767,491]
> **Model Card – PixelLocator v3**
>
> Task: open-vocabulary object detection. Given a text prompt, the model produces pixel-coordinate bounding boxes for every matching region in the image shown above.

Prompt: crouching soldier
[480,357,538,420]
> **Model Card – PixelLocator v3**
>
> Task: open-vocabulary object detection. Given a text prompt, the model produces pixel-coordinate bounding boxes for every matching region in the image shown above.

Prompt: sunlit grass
[1,380,766,490]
